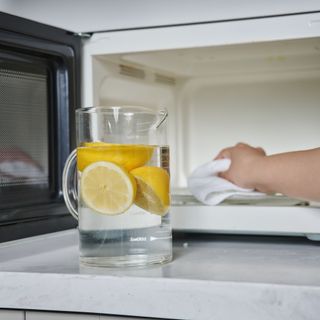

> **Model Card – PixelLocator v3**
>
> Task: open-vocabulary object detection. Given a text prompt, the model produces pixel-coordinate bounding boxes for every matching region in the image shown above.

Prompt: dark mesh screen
[0,68,49,188]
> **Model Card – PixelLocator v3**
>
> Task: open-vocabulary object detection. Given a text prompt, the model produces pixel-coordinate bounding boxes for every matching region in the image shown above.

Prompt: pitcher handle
[62,149,79,220]
[156,108,168,129]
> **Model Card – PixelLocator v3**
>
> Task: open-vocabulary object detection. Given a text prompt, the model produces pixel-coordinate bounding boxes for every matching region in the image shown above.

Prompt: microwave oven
[1,9,320,242]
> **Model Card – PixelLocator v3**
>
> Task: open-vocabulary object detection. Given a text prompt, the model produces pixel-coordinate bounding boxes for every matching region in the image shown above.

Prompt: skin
[214,143,320,202]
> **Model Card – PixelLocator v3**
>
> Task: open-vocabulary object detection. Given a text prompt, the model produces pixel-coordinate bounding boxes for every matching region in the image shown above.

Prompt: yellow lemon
[77,143,154,172]
[80,161,136,215]
[130,166,170,216]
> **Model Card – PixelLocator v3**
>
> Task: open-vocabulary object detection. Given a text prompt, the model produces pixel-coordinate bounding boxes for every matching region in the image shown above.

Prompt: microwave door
[0,12,81,241]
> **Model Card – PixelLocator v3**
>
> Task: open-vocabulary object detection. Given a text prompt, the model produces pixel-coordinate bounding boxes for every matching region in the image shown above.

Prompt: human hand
[214,142,266,190]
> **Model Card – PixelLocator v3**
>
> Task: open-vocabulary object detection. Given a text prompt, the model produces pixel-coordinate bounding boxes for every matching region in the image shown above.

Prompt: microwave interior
[88,37,320,200]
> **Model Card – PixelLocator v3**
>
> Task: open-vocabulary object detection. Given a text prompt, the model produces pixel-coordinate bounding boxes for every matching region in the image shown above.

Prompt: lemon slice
[131,166,170,216]
[81,161,136,215]
[77,143,154,172]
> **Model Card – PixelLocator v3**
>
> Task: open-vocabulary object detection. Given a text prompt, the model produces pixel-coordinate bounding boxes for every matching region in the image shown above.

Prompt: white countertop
[0,229,320,319]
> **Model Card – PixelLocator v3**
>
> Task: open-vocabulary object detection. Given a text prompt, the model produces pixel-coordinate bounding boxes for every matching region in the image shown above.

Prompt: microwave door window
[0,67,49,207]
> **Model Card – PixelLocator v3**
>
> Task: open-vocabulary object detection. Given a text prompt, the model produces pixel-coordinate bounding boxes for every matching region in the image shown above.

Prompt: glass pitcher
[62,106,172,267]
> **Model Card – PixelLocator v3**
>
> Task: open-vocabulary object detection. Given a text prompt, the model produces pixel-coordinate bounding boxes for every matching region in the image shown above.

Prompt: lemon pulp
[77,142,154,172]
[131,166,170,216]
[80,161,136,215]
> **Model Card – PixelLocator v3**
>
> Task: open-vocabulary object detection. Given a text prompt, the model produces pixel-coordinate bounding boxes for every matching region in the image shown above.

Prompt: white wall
[0,0,320,33]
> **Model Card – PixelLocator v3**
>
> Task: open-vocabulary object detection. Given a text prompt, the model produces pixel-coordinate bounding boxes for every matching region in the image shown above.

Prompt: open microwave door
[0,12,81,241]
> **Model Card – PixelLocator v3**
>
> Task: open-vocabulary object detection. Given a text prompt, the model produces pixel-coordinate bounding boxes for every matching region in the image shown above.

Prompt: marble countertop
[0,230,320,319]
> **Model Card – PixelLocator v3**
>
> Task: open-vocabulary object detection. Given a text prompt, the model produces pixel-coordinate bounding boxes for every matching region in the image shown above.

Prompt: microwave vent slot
[154,73,176,86]
[119,64,145,79]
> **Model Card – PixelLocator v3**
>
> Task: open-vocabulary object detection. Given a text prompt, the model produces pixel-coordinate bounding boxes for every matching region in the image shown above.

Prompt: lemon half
[77,143,154,172]
[80,161,136,215]
[131,166,170,216]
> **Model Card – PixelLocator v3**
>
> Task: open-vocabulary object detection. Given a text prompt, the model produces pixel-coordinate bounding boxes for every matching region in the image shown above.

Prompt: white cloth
[187,159,264,205]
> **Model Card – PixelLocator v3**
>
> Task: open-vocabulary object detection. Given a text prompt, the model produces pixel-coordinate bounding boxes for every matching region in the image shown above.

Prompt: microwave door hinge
[73,32,92,39]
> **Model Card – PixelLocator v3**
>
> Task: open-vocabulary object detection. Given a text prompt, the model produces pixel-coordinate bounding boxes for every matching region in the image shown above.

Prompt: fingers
[214,142,248,159]
[214,142,266,159]
[218,171,227,179]
[236,142,249,148]
[214,148,231,160]
[235,142,266,155]
[256,147,266,155]
[219,169,234,183]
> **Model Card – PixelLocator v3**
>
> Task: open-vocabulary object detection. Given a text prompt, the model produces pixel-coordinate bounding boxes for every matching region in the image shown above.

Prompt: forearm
[253,148,320,201]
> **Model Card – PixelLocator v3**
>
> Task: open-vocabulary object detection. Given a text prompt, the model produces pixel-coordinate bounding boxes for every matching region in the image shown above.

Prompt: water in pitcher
[77,143,172,267]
